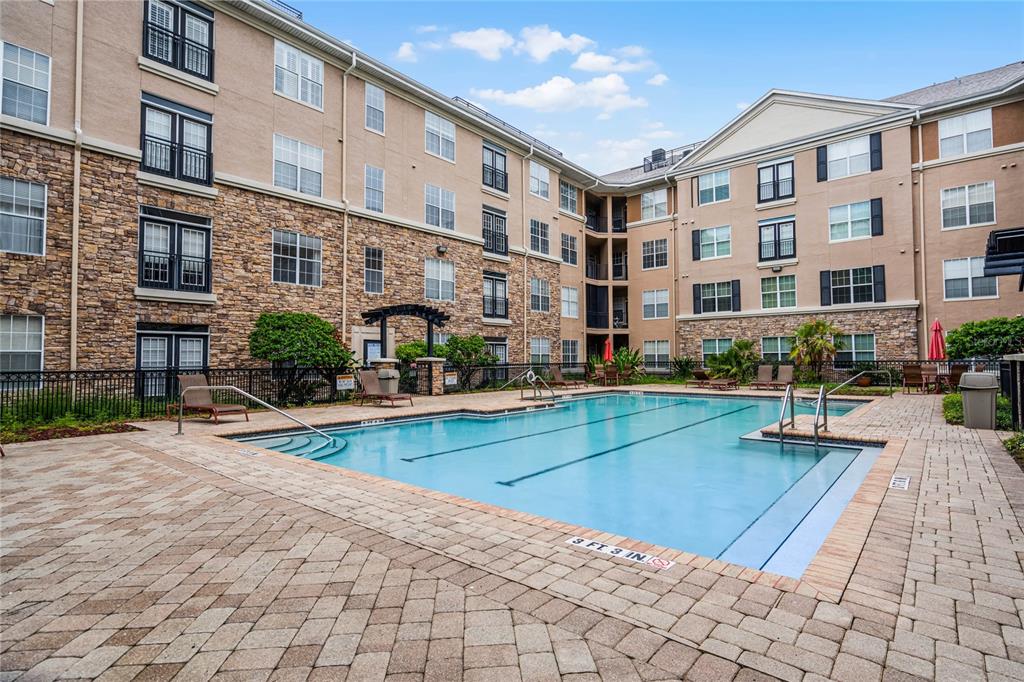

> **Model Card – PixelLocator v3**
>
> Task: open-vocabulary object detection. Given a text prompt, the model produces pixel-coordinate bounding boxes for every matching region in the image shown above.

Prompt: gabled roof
[885,61,1024,106]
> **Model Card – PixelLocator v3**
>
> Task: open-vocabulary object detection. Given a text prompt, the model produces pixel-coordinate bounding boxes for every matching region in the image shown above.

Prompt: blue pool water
[237,393,874,576]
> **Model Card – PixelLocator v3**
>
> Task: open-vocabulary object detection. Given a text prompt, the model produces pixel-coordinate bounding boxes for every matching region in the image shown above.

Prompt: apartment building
[1,0,1022,378]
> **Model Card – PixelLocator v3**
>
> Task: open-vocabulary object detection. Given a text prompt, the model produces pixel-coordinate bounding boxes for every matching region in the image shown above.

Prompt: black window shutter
[692,283,702,314]
[870,132,882,171]
[872,265,886,302]
[820,271,832,306]
[816,146,828,182]
[730,280,740,312]
[870,198,883,236]
[691,230,701,261]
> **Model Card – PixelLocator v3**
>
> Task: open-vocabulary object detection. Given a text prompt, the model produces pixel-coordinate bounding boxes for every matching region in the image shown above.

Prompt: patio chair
[771,365,794,389]
[750,365,775,389]
[603,366,621,386]
[687,368,712,388]
[921,364,939,394]
[357,369,414,407]
[170,374,249,424]
[708,377,739,390]
[903,364,926,393]
[587,365,605,385]
[946,364,969,392]
[550,366,585,389]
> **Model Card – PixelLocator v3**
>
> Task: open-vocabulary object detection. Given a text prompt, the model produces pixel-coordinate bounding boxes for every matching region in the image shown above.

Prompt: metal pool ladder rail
[499,368,556,401]
[777,383,796,443]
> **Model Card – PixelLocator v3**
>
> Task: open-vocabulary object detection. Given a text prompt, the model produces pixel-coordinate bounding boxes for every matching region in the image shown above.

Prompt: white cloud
[515,25,594,62]
[736,101,750,110]
[415,25,439,34]
[472,73,646,114]
[646,73,669,86]
[615,45,649,58]
[449,28,515,61]
[573,125,680,173]
[395,42,417,62]
[571,51,652,73]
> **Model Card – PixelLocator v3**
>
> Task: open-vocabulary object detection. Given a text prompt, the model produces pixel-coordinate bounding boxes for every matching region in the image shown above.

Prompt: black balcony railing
[140,252,212,293]
[482,164,508,192]
[143,22,214,81]
[759,237,796,262]
[586,262,608,279]
[612,216,626,233]
[483,227,508,256]
[586,310,610,328]
[613,312,628,328]
[758,177,794,203]
[586,215,606,232]
[482,295,508,319]
[142,136,212,185]
[612,262,628,280]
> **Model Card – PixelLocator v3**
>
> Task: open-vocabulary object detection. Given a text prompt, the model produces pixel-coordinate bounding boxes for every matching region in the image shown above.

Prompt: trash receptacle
[377,368,400,394]
[959,372,999,429]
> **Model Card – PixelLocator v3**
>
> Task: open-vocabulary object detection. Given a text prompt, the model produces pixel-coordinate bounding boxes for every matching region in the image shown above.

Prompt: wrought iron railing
[482,227,508,256]
[758,177,794,203]
[142,136,213,185]
[759,237,795,261]
[143,21,214,81]
[482,296,508,319]
[139,252,212,292]
[586,262,607,280]
[482,165,508,192]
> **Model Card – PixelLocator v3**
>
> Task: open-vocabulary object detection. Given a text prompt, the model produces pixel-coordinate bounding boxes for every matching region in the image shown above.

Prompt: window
[274,41,323,108]
[272,229,321,286]
[941,181,995,229]
[700,282,733,313]
[143,0,213,80]
[559,180,578,214]
[141,96,212,185]
[699,226,730,259]
[482,143,507,192]
[562,339,579,368]
[758,158,794,202]
[943,257,997,300]
[424,257,454,301]
[829,201,871,241]
[529,161,550,199]
[425,111,455,161]
[136,324,208,396]
[830,267,874,304]
[761,336,794,362]
[433,332,451,346]
[642,289,669,319]
[530,219,549,254]
[364,165,384,213]
[425,184,455,229]
[561,233,577,265]
[760,275,796,309]
[364,246,383,293]
[643,340,670,369]
[834,334,875,363]
[482,208,507,255]
[138,206,211,293]
[483,272,508,318]
[641,188,669,220]
[758,218,795,261]
[2,43,50,125]
[827,135,870,179]
[0,314,43,375]
[530,337,551,364]
[642,238,668,269]
[561,286,579,318]
[939,109,992,158]
[1,177,46,255]
[697,170,730,205]
[702,338,732,364]
[530,277,550,312]
[364,82,385,133]
[273,134,323,196]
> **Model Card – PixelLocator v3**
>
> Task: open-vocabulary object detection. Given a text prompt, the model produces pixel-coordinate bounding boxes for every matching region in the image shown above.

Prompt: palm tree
[790,319,841,380]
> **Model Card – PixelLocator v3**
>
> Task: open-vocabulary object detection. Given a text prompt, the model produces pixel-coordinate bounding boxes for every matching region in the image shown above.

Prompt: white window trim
[560,286,579,319]
[270,228,323,288]
[424,256,456,302]
[938,107,992,160]
[424,183,456,230]
[833,333,876,362]
[530,277,551,312]
[529,160,551,200]
[0,177,47,256]
[424,110,456,164]
[699,225,731,261]
[363,246,384,295]
[826,134,871,181]
[364,164,384,213]
[827,200,873,243]
[1,41,52,127]
[760,336,794,361]
[364,81,385,136]
[942,257,999,301]
[697,170,730,206]
[641,238,669,271]
[760,275,797,310]
[641,289,669,320]
[272,133,323,197]
[0,314,45,379]
[940,180,997,231]
[559,179,578,213]
[273,40,324,112]
[640,188,669,220]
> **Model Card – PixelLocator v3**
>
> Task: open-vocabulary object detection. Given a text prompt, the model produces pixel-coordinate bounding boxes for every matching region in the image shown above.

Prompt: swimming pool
[237,393,878,577]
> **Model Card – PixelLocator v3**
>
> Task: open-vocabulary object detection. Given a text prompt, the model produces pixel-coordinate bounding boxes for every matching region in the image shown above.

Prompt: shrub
[942,393,1014,430]
[707,340,759,383]
[670,356,696,379]
[946,316,1024,359]
[612,347,644,376]
[790,319,841,379]
[395,340,447,363]
[248,312,354,403]
[1004,433,1024,461]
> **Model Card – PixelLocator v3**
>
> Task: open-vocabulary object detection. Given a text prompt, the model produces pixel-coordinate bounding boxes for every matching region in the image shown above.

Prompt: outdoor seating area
[901,362,970,394]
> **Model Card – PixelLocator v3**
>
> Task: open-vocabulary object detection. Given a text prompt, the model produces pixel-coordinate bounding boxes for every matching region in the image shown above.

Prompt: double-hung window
[760,275,796,309]
[943,257,997,300]
[364,82,385,133]
[941,181,995,229]
[700,282,733,313]
[364,165,384,213]
[530,337,551,364]
[698,226,730,259]
[138,205,211,293]
[757,158,794,202]
[826,135,869,179]
[425,184,455,229]
[272,229,321,286]
[642,238,668,269]
[273,134,322,196]
[702,338,732,363]
[642,289,669,319]
[758,217,795,261]
[641,188,668,220]
[559,180,578,214]
[830,267,874,304]
[141,94,212,185]
[697,170,730,205]
[424,257,455,301]
[561,286,579,318]
[834,334,875,363]
[643,340,670,369]
[529,161,550,199]
[274,40,323,108]
[530,277,550,312]
[143,0,213,80]
[761,336,794,362]
[483,271,508,318]
[939,109,992,158]
[364,246,383,293]
[561,339,579,368]
[1,177,46,256]
[425,111,455,161]
[2,43,50,124]
[829,201,871,241]
[561,233,577,265]
[0,314,44,375]
[482,143,507,192]
[530,219,549,254]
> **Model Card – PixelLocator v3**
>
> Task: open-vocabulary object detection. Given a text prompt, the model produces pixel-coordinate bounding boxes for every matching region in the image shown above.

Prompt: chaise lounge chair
[750,365,775,389]
[357,369,414,407]
[771,365,794,390]
[687,368,712,388]
[550,366,586,389]
[708,377,738,390]
[171,374,249,424]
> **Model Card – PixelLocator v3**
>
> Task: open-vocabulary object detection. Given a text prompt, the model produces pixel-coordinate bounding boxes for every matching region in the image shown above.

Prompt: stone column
[370,358,398,371]
[416,357,446,396]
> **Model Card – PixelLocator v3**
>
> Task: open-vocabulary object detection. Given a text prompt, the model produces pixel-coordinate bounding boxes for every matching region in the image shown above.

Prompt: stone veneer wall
[677,307,920,361]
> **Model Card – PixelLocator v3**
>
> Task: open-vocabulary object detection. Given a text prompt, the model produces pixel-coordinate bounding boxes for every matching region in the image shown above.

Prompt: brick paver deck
[2,387,1023,680]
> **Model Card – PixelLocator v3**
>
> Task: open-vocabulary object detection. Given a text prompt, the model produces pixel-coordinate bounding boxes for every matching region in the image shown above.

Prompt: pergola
[360,304,451,358]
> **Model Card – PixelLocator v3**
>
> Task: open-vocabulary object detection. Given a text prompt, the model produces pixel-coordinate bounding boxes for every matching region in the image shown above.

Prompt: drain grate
[889,475,911,490]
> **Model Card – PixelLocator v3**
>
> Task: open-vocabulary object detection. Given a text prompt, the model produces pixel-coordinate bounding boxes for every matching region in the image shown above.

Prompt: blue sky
[290,1,1023,173]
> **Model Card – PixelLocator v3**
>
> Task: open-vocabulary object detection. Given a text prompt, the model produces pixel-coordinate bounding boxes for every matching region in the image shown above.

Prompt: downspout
[340,55,356,347]
[70,0,85,370]
[665,169,679,360]
[915,111,928,359]
[522,145,535,359]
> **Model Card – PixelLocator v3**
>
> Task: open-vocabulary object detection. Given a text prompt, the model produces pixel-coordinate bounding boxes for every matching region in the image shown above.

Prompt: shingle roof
[884,61,1024,106]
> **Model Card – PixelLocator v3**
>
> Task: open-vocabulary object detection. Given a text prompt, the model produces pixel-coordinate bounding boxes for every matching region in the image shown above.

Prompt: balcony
[483,227,508,256]
[140,252,212,293]
[984,226,1024,287]
[143,22,214,81]
[482,295,508,319]
[612,262,628,281]
[612,216,626,233]
[586,262,608,280]
[759,237,796,262]
[612,311,628,329]
[482,164,508,193]
[586,215,607,233]
[586,310,609,328]
[142,136,212,185]
[758,177,794,203]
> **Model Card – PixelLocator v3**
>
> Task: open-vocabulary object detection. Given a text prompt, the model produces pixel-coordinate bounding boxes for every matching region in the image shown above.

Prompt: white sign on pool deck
[566,537,676,570]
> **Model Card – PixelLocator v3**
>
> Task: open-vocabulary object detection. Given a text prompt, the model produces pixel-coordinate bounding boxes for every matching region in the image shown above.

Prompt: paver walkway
[2,388,1023,681]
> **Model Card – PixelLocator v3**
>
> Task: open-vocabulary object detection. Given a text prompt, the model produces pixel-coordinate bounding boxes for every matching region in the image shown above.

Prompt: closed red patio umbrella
[603,337,614,363]
[928,319,946,361]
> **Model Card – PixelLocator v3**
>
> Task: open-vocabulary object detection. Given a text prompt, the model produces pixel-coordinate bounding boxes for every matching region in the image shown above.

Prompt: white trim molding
[134,288,218,305]
[676,300,919,321]
[138,171,219,198]
[137,56,220,96]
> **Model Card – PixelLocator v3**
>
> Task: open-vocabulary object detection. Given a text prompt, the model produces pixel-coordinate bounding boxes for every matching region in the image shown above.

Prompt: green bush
[942,393,1013,430]
[249,312,353,368]
[1,389,142,429]
[946,317,1024,359]
[1004,433,1024,461]
[670,356,696,379]
[707,340,759,383]
[395,339,447,363]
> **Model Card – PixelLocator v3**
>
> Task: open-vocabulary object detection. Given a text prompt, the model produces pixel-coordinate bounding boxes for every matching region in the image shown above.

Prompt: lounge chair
[687,368,712,388]
[170,374,249,424]
[750,365,775,389]
[357,369,413,407]
[708,377,738,390]
[903,364,926,393]
[550,366,586,388]
[771,365,794,389]
[603,366,620,386]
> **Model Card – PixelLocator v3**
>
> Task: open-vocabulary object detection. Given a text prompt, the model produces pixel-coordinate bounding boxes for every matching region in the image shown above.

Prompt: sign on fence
[335,374,355,391]
[444,371,458,386]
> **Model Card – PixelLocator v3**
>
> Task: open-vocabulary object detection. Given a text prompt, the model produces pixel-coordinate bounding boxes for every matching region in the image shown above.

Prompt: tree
[442,335,498,387]
[946,317,1024,359]
[790,319,841,379]
[707,340,759,383]
[249,312,354,403]
[394,340,446,364]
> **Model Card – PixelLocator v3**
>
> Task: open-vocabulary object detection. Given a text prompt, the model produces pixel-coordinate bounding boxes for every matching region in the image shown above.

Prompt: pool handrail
[778,383,796,443]
[812,384,827,447]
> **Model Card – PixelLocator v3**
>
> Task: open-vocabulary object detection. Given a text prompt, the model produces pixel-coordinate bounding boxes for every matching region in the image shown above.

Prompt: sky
[289,1,1024,174]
